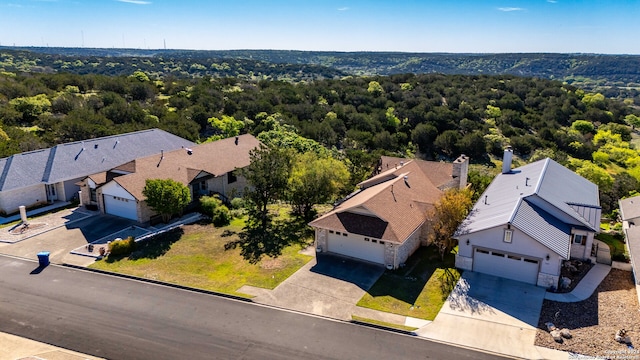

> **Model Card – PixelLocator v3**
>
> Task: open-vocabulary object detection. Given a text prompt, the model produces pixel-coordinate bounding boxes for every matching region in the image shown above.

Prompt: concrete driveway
[0,214,136,266]
[416,271,562,359]
[239,254,385,320]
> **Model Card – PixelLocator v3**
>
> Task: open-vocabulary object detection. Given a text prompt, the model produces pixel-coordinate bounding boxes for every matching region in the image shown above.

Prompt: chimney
[502,146,513,174]
[452,154,469,189]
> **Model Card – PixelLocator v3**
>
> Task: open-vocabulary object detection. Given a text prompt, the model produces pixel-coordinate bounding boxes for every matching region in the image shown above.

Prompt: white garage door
[104,195,137,221]
[473,248,539,284]
[327,232,385,264]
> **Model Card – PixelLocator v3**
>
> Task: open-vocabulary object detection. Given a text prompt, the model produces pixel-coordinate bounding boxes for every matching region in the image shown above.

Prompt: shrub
[200,195,223,217]
[108,236,136,256]
[212,205,232,227]
[230,197,245,210]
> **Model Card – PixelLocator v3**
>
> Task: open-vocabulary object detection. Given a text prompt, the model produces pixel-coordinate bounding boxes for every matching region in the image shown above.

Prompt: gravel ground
[535,269,640,358]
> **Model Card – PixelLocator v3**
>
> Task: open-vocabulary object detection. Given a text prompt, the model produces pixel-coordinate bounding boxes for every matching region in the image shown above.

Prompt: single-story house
[80,134,260,223]
[455,148,601,287]
[0,129,194,216]
[309,154,469,269]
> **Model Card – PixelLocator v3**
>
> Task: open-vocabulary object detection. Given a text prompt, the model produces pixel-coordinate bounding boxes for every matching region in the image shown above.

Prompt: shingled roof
[0,129,194,191]
[309,158,452,244]
[107,134,261,200]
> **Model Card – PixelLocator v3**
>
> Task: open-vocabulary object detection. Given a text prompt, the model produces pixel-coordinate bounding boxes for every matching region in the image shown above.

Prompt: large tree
[242,145,294,228]
[288,152,350,221]
[142,178,191,223]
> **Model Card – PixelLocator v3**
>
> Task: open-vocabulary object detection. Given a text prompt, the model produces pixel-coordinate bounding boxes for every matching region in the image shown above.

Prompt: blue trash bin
[37,251,50,266]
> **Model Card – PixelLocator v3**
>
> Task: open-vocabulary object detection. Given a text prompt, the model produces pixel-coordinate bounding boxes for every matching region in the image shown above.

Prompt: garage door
[104,195,137,221]
[327,232,385,264]
[473,248,539,284]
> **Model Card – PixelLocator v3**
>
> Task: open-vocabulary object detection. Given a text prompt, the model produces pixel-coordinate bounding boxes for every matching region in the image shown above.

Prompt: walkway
[0,201,71,225]
[544,263,611,302]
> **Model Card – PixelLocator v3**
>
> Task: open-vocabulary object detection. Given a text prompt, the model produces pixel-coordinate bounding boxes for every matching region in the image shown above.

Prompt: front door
[46,184,58,201]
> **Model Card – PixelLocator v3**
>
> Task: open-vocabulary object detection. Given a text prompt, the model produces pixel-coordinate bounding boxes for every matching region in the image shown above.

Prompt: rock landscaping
[535,269,640,357]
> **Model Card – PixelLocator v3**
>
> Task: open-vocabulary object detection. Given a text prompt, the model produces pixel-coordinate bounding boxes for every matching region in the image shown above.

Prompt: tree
[625,114,640,130]
[142,179,191,223]
[226,145,295,263]
[571,120,595,134]
[427,188,473,260]
[288,152,349,221]
[242,145,294,228]
[206,115,244,141]
[367,80,384,95]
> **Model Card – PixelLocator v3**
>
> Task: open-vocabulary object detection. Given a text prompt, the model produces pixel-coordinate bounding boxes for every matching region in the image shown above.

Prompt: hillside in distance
[2,47,640,99]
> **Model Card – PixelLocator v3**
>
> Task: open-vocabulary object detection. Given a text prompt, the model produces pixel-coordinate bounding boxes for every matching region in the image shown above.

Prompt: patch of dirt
[9,222,47,235]
[260,257,285,270]
[535,269,640,357]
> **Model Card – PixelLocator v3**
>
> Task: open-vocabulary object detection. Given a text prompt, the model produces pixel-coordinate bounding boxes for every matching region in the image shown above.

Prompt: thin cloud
[337,7,349,11]
[547,0,558,3]
[498,7,525,12]
[116,0,152,4]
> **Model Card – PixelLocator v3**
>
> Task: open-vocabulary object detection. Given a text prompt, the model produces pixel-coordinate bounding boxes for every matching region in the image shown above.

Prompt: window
[364,237,370,242]
[227,171,237,184]
[492,251,505,257]
[343,233,348,237]
[329,230,334,234]
[90,188,97,202]
[336,232,341,235]
[573,234,586,245]
[476,249,489,254]
[379,241,385,245]
[371,239,378,243]
[524,258,538,264]
[503,229,513,243]
[508,255,521,261]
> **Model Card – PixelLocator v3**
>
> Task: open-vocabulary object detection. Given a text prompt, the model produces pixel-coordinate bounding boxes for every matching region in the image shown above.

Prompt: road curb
[349,320,417,336]
[61,263,253,303]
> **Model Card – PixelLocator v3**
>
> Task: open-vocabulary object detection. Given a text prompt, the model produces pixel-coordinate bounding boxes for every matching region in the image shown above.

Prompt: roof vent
[186,148,193,155]
[235,136,239,145]
[94,144,98,149]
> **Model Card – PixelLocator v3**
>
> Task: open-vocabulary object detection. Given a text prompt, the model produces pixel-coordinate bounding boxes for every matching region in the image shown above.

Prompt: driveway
[416,271,561,359]
[239,253,385,320]
[0,214,136,266]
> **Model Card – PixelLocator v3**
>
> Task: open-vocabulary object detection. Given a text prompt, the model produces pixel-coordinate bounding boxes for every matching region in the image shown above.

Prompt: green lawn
[357,246,460,320]
[90,220,313,297]
[596,232,629,262]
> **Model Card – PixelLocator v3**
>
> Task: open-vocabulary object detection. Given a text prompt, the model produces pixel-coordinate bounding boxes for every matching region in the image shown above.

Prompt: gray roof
[0,129,194,191]
[458,158,601,257]
[511,199,572,259]
[619,195,640,221]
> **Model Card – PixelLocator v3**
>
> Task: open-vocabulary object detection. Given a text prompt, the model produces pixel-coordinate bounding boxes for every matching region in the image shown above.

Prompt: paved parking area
[0,214,136,266]
[415,271,560,359]
[239,254,385,320]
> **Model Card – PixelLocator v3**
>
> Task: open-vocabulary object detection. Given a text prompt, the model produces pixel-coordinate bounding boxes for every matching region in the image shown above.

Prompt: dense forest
[2,48,640,215]
[2,48,640,102]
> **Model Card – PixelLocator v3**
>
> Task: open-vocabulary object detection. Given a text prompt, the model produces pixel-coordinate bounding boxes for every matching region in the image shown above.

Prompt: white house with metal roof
[455,148,601,287]
[0,129,194,216]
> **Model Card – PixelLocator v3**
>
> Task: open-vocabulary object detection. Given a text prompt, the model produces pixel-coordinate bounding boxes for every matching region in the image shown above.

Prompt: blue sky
[0,0,638,54]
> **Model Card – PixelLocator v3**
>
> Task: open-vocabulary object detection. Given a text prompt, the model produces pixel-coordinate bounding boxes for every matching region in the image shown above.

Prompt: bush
[612,251,630,263]
[200,195,223,217]
[212,205,232,227]
[108,236,136,256]
[230,197,245,210]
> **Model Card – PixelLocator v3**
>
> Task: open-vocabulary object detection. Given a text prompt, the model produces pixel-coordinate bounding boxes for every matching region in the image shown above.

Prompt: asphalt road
[0,255,506,360]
